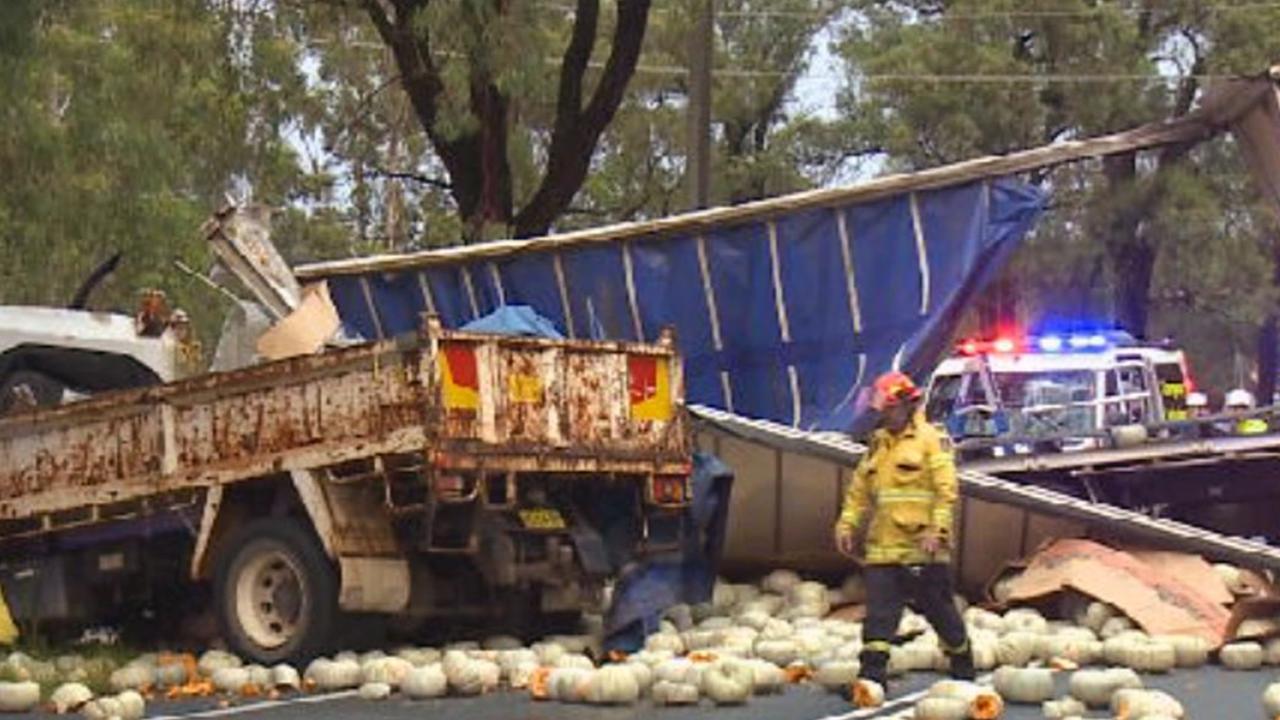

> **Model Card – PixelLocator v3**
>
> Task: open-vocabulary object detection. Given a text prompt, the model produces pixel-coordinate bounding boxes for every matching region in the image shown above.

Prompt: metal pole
[686,0,713,210]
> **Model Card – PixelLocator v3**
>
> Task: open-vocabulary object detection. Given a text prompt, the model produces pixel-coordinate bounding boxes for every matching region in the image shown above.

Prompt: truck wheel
[214,519,337,664]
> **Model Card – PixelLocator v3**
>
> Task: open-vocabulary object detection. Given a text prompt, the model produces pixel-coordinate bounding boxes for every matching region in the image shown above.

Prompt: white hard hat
[1225,388,1257,409]
[1186,391,1208,408]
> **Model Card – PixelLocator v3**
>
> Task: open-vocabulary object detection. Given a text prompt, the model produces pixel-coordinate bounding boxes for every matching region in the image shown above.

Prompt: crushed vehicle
[0,213,692,664]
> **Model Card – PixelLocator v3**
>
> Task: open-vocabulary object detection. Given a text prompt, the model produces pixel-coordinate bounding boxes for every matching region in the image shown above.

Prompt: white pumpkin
[554,653,595,670]
[813,660,860,692]
[745,659,786,694]
[788,582,831,609]
[507,661,539,690]
[441,642,477,654]
[115,690,145,720]
[644,633,685,655]
[271,664,301,691]
[51,681,94,714]
[531,642,567,666]
[445,657,499,696]
[401,664,448,699]
[583,665,640,705]
[361,656,413,687]
[701,659,753,705]
[396,647,441,667]
[852,678,885,708]
[737,610,773,631]
[761,569,802,595]
[964,607,1004,632]
[198,650,242,676]
[926,680,1004,720]
[754,639,800,667]
[1220,641,1265,670]
[1152,635,1209,668]
[357,650,387,665]
[623,662,653,692]
[547,668,593,702]
[711,580,738,613]
[80,696,123,720]
[1262,681,1280,717]
[545,634,596,656]
[154,663,188,689]
[1041,633,1101,666]
[211,666,251,694]
[1110,637,1176,674]
[699,616,734,631]
[662,603,694,632]
[109,663,155,692]
[1099,615,1136,640]
[1001,608,1048,635]
[972,636,1000,671]
[992,666,1054,704]
[245,664,273,689]
[358,682,392,701]
[1042,696,1086,719]
[654,658,703,686]
[996,631,1039,667]
[1264,637,1280,666]
[651,679,700,705]
[1075,601,1117,634]
[913,696,969,720]
[1110,688,1184,718]
[1214,563,1248,595]
[1068,667,1142,708]
[682,629,722,652]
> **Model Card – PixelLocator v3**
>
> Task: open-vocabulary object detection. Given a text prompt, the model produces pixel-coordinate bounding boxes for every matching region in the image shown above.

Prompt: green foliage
[836,0,1280,391]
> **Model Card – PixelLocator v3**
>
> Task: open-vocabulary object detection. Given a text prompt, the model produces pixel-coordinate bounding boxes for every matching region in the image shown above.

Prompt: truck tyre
[214,518,337,664]
[0,370,63,414]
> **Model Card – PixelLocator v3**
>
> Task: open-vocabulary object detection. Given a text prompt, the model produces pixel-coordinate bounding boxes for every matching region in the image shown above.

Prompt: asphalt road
[121,666,1276,720]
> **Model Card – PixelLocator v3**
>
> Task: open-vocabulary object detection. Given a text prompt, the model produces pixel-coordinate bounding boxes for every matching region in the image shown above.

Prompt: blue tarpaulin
[460,305,564,338]
[301,178,1045,431]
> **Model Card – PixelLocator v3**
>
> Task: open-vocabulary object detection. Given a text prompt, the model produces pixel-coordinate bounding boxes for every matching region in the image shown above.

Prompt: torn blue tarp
[601,451,734,654]
[300,178,1045,431]
[460,304,564,338]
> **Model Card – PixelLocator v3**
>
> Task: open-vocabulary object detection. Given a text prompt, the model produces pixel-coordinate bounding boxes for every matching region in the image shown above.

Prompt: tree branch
[365,166,453,190]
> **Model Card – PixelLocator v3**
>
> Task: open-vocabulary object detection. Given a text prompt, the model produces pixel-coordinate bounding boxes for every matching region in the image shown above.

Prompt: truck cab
[0,297,194,414]
[926,331,1192,453]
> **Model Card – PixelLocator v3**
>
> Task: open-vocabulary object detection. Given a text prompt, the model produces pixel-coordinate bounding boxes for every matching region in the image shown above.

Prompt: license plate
[518,508,566,530]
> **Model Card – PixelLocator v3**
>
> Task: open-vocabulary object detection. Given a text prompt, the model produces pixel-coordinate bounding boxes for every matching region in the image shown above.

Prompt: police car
[924,330,1193,453]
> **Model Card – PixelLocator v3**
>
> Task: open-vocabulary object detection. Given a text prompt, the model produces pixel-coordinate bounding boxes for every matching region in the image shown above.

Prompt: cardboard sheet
[256,281,341,360]
[1130,550,1234,606]
[1004,538,1231,645]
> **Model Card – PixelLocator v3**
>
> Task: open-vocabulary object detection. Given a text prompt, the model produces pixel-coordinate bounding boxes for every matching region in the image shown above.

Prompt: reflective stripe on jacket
[835,411,958,565]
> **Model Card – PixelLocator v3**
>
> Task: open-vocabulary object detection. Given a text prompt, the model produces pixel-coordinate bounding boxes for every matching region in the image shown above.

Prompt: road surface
[138,666,1273,719]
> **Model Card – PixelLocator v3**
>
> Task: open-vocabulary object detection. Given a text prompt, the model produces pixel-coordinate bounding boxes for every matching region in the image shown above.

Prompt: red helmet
[872,371,921,410]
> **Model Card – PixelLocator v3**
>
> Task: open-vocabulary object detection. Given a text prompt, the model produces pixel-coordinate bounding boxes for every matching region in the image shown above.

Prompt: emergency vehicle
[924,330,1192,451]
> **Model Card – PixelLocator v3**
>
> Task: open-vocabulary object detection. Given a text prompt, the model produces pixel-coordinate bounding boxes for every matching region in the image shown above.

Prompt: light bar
[957,331,1121,356]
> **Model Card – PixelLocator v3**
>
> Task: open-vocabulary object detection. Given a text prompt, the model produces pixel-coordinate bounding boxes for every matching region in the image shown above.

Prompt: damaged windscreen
[992,369,1097,437]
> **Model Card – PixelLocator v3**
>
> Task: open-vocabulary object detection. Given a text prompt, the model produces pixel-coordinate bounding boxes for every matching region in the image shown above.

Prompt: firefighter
[834,371,973,695]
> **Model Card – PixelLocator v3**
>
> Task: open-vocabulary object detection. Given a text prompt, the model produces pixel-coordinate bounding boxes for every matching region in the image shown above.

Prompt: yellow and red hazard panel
[438,342,480,411]
[628,354,673,421]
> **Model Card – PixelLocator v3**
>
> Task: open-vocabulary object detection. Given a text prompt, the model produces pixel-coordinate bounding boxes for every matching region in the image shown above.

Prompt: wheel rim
[234,547,308,651]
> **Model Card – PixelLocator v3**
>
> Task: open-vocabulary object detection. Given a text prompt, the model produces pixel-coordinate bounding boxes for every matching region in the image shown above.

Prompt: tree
[836,0,1280,389]
[0,0,326,348]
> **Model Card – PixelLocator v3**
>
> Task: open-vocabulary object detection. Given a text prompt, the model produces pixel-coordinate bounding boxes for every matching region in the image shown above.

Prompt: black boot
[947,646,975,681]
[848,649,889,703]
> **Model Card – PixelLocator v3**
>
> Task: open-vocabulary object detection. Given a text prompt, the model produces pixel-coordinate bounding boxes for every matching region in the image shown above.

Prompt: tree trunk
[1257,236,1280,405]
[1100,152,1155,337]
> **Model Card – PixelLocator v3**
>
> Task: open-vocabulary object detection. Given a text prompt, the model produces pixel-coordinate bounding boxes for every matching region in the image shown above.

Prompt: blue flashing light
[1086,334,1108,348]
[1038,335,1063,352]
[1067,335,1092,349]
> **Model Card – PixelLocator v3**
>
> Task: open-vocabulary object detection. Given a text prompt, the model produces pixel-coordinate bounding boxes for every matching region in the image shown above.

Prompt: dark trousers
[858,563,971,683]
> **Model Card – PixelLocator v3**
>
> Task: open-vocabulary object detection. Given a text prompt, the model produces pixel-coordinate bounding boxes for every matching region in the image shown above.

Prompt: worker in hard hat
[1225,388,1268,435]
[1186,392,1209,419]
[834,371,973,698]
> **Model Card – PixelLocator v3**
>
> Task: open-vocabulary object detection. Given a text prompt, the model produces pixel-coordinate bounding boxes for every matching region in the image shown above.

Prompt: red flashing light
[992,337,1016,353]
[959,339,981,355]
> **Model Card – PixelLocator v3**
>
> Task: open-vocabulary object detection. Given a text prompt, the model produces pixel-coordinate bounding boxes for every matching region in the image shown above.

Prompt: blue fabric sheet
[461,305,564,339]
[313,178,1045,431]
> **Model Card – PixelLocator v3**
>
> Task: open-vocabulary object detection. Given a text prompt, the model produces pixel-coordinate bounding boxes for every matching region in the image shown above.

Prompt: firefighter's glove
[918,531,943,556]
[835,525,858,558]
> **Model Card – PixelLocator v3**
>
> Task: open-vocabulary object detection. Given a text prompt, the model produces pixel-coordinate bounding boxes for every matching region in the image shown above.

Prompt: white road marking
[813,673,993,720]
[148,690,357,719]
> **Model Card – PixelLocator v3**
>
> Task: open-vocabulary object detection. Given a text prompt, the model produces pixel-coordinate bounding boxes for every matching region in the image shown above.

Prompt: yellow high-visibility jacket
[836,412,958,565]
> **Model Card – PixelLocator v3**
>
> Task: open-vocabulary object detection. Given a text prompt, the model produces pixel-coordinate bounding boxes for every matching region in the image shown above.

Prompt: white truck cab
[0,303,191,414]
[925,331,1192,448]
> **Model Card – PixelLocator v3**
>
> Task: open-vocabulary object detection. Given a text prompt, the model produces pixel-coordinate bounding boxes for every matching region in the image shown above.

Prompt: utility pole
[686,0,713,210]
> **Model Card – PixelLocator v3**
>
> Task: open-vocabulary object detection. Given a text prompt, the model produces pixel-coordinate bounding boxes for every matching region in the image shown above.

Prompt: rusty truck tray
[0,322,688,531]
